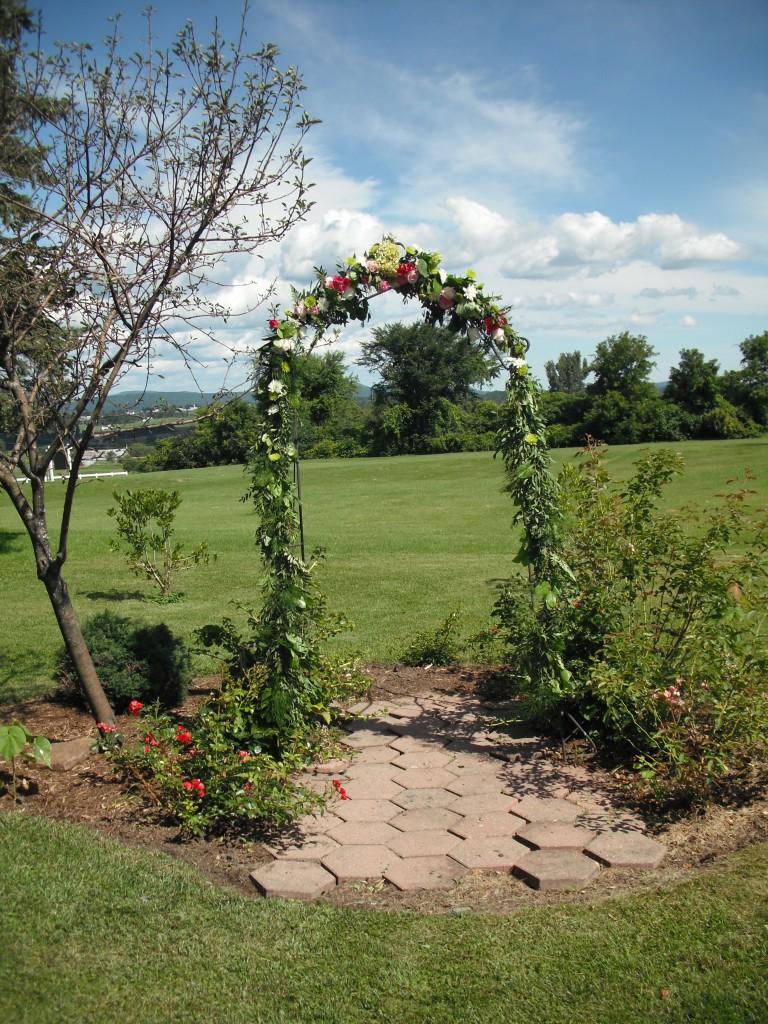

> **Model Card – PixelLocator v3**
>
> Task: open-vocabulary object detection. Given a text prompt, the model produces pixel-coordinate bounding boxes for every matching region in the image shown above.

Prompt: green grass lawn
[1,438,767,702]
[1,813,766,1024]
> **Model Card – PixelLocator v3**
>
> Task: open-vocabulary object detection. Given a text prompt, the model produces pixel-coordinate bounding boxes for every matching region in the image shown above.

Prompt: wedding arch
[246,238,569,730]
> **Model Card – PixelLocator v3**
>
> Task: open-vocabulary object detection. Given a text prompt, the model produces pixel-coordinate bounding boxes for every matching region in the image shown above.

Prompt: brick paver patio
[250,692,667,899]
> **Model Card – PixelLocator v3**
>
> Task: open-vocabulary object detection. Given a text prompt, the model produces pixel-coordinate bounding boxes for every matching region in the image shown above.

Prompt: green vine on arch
[247,238,572,736]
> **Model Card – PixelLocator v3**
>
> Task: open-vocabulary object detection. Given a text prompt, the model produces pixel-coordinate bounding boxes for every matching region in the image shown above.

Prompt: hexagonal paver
[391,767,457,790]
[250,861,336,899]
[328,820,403,846]
[386,702,423,719]
[312,758,351,775]
[391,787,458,811]
[514,850,600,891]
[449,837,529,871]
[390,807,464,832]
[341,728,397,749]
[445,773,504,797]
[334,799,401,822]
[385,856,467,891]
[516,823,595,850]
[294,813,343,835]
[449,813,527,840]
[390,750,454,770]
[345,763,401,783]
[387,829,463,858]
[352,745,400,765]
[448,792,518,816]
[321,844,400,881]
[510,796,581,822]
[267,835,340,862]
[389,735,446,753]
[447,752,501,774]
[586,832,667,869]
[341,778,405,801]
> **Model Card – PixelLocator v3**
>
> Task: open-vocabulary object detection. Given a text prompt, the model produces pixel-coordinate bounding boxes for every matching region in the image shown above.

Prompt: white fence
[14,470,129,485]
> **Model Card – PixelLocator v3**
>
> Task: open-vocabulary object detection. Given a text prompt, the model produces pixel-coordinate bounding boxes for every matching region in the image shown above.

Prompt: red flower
[143,732,159,747]
[183,780,193,791]
[127,700,143,717]
[329,275,351,293]
[96,722,118,735]
[143,744,151,754]
[238,750,250,762]
[332,778,341,789]
[268,318,280,330]
[176,726,192,746]
[190,778,205,798]
[338,787,348,800]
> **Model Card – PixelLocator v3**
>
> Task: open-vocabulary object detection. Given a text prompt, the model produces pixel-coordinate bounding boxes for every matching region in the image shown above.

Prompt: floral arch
[247,238,568,733]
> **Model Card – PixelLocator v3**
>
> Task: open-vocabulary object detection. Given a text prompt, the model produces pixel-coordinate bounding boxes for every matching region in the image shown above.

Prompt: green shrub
[494,441,768,804]
[402,609,463,666]
[109,683,323,837]
[57,611,191,711]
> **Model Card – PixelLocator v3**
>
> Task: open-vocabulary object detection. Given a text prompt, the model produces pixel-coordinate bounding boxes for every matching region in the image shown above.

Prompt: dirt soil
[2,665,767,915]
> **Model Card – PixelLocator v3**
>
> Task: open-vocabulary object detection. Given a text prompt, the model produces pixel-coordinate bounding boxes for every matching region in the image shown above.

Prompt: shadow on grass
[0,529,25,555]
[81,588,147,602]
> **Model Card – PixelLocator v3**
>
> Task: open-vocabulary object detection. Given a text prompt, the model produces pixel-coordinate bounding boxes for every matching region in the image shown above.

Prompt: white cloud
[635,286,698,299]
[679,315,698,328]
[712,283,741,297]
[519,290,614,311]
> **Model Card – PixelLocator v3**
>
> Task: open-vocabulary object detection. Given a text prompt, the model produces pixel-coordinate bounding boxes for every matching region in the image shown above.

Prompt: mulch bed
[2,665,767,914]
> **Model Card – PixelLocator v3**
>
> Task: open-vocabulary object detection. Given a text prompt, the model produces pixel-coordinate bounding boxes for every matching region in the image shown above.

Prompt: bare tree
[0,5,314,721]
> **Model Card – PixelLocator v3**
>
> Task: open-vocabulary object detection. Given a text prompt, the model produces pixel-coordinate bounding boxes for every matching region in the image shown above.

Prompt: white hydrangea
[268,379,286,397]
[464,284,477,300]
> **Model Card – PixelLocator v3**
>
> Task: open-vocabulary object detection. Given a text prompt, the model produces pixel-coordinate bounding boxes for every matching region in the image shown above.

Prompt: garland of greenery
[248,238,570,729]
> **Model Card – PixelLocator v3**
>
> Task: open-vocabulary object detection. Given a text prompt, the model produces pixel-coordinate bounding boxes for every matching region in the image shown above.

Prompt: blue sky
[38,0,768,391]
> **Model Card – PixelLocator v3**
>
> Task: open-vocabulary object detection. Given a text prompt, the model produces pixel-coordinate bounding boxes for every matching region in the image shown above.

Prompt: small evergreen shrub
[57,611,191,711]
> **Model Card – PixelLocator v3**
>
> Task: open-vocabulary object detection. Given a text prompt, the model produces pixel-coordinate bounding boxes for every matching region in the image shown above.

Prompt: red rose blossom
[268,318,280,330]
[330,275,351,293]
[127,700,143,717]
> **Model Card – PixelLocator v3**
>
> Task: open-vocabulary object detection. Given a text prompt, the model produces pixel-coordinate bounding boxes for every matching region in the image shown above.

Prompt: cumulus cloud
[437,202,747,279]
[679,315,698,327]
[635,286,698,299]
[712,283,741,297]
[519,290,614,311]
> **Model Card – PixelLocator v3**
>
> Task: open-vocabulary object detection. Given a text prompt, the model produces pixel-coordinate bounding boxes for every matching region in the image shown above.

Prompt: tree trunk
[42,565,116,725]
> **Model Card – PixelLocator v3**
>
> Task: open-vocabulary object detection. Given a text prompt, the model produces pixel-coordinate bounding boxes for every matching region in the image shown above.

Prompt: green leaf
[30,736,52,768]
[416,258,428,277]
[0,724,27,760]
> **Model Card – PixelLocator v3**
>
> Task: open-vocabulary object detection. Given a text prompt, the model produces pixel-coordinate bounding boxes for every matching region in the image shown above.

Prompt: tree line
[134,325,768,471]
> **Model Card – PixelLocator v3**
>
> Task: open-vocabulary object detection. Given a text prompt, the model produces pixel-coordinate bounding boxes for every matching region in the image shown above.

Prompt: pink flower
[127,700,143,717]
[378,280,391,293]
[97,722,118,735]
[183,780,193,791]
[365,259,379,273]
[396,262,419,284]
[438,286,456,310]
[238,750,250,762]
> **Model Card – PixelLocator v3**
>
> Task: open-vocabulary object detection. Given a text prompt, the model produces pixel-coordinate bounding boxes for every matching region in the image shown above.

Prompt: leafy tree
[0,6,313,721]
[732,332,768,427]
[359,322,495,453]
[293,350,364,452]
[589,332,657,398]
[664,348,720,414]
[544,350,589,392]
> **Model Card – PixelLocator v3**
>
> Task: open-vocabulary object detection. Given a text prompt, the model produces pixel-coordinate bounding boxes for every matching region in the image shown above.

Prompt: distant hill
[105,390,232,412]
